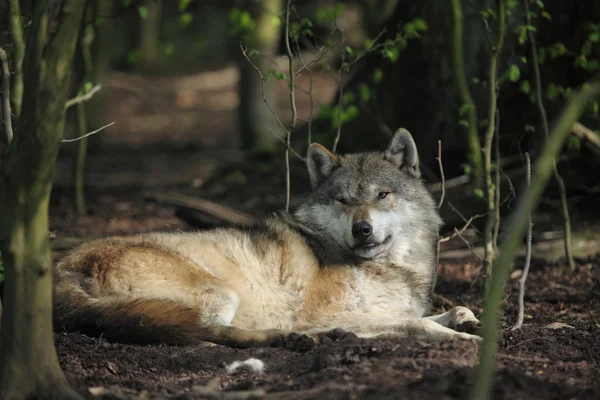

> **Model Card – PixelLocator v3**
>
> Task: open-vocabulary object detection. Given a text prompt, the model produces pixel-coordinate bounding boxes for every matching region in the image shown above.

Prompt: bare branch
[267,126,306,162]
[64,84,102,110]
[436,140,445,209]
[61,121,114,143]
[454,226,482,261]
[511,152,532,331]
[0,46,13,145]
[492,110,501,254]
[240,44,290,140]
[439,216,474,243]
[332,19,347,153]
[283,0,298,213]
[448,202,485,237]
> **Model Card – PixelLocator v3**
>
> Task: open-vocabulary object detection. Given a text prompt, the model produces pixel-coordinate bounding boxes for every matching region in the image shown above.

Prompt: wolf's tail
[53,292,213,345]
[53,292,287,348]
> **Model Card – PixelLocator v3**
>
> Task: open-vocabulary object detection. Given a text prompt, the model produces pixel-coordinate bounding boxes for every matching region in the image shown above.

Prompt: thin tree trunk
[0,1,87,398]
[238,0,283,152]
[139,0,162,66]
[74,4,96,216]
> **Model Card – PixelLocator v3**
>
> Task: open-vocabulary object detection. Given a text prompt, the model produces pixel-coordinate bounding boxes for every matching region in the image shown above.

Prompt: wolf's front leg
[426,306,482,334]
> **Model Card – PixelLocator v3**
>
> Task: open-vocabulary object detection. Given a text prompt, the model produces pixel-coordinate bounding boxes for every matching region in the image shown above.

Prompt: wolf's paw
[315,328,360,345]
[269,332,316,352]
[456,319,483,335]
[451,306,482,335]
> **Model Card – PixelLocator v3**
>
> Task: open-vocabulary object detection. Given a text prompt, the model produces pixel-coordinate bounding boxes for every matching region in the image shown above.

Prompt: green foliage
[229,8,256,36]
[506,64,520,82]
[315,3,345,25]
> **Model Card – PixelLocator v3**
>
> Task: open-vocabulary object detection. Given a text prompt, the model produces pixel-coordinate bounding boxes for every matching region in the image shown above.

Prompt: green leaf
[541,11,552,20]
[508,64,520,82]
[247,49,259,59]
[567,136,581,152]
[372,68,383,83]
[84,81,93,92]
[359,84,370,103]
[521,56,527,64]
[520,80,531,94]
[180,12,193,27]
[179,0,192,11]
[525,124,535,133]
[123,0,134,7]
[412,18,428,31]
[459,103,471,117]
[473,188,484,198]
[345,46,353,55]
[138,6,148,19]
[459,119,469,128]
[162,43,174,57]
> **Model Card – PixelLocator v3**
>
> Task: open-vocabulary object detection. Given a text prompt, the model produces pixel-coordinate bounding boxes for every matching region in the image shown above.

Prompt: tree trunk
[0,1,87,399]
[139,0,162,67]
[237,0,283,153]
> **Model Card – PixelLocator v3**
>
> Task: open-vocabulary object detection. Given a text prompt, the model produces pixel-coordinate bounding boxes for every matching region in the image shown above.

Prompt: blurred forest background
[1,0,600,399]
[2,0,599,228]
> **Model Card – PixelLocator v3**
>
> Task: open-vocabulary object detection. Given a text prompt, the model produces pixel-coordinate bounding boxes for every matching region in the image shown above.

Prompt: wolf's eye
[378,191,390,199]
[336,197,348,204]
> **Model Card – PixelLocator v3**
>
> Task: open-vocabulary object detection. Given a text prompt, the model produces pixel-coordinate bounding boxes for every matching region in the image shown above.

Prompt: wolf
[53,129,482,349]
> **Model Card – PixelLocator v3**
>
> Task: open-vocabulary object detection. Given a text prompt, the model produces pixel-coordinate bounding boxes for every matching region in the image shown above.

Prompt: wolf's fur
[53,129,482,348]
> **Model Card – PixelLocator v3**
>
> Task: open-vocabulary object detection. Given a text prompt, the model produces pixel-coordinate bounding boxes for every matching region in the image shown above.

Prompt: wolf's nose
[352,221,373,240]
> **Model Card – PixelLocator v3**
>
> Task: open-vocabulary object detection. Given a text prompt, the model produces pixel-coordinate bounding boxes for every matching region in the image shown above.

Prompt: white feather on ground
[224,358,265,374]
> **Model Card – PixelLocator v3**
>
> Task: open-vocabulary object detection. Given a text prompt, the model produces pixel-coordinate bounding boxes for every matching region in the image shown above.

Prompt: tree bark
[0,1,87,399]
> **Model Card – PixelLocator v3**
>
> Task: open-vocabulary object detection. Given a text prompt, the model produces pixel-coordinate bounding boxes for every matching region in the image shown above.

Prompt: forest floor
[47,67,600,399]
[49,181,600,400]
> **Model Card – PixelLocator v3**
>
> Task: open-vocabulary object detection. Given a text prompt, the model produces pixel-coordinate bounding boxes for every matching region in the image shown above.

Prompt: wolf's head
[295,129,442,263]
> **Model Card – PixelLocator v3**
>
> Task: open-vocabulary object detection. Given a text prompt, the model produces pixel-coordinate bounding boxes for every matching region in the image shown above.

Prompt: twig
[283,0,297,213]
[61,121,114,143]
[511,152,532,331]
[332,22,345,153]
[454,226,482,261]
[448,202,485,237]
[436,140,445,209]
[267,126,306,162]
[240,44,290,139]
[439,216,475,243]
[523,0,574,270]
[492,109,501,254]
[0,46,13,145]
[64,84,102,110]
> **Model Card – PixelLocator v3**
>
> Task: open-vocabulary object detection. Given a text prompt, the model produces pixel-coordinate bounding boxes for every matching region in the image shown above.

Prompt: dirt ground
[47,183,600,400]
[45,68,600,399]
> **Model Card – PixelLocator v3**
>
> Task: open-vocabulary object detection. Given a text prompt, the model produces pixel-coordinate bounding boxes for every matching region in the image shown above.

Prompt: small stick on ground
[511,152,532,331]
[436,140,445,209]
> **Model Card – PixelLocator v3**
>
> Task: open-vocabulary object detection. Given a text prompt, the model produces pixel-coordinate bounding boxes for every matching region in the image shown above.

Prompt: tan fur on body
[53,130,482,348]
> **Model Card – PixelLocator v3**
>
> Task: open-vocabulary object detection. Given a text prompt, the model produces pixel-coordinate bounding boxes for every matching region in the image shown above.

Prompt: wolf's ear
[384,128,420,177]
[306,143,340,188]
